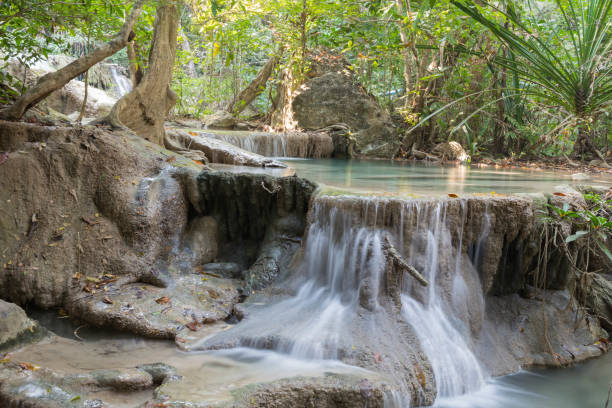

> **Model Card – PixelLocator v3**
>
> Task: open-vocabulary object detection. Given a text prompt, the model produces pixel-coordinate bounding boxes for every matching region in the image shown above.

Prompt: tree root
[384,235,428,287]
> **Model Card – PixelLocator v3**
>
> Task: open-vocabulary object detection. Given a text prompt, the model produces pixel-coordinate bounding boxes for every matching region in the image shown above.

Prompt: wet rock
[69,274,241,339]
[204,111,236,129]
[89,368,153,391]
[202,263,243,279]
[232,375,391,408]
[165,128,288,167]
[0,300,44,352]
[182,216,218,265]
[0,376,95,408]
[580,273,612,331]
[484,290,603,375]
[136,363,178,385]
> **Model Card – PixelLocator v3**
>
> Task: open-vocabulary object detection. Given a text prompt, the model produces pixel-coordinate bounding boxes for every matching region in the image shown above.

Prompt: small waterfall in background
[109,65,131,97]
[211,132,289,157]
[204,194,496,406]
[201,131,334,158]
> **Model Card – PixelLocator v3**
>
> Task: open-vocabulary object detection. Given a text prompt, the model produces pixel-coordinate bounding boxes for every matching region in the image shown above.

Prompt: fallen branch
[384,235,428,286]
[594,149,612,169]
[562,152,581,168]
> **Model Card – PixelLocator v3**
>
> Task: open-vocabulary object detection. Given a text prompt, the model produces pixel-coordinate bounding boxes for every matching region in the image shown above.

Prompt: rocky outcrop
[197,171,316,290]
[0,121,239,338]
[291,53,398,158]
[0,300,44,352]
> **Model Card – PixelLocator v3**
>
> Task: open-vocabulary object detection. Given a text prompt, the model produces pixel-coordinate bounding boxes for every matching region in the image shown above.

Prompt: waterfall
[201,131,334,158]
[203,195,498,406]
[398,201,486,399]
[109,65,131,97]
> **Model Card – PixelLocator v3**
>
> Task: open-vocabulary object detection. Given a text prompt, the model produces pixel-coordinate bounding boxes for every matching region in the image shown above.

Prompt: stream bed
[18,309,612,408]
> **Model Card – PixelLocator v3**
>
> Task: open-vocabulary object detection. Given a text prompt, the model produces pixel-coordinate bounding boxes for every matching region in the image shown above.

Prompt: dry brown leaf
[166,156,176,163]
[553,192,566,196]
[156,296,171,304]
[102,296,114,305]
[448,193,459,198]
[185,321,199,331]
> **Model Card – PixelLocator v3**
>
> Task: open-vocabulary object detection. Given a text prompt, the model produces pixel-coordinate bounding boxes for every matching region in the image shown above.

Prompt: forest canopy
[1,0,610,160]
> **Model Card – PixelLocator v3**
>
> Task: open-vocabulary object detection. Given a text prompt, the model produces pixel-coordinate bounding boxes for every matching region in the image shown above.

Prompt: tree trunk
[571,124,596,160]
[270,68,295,130]
[395,0,412,111]
[0,0,145,121]
[227,54,278,116]
[126,39,143,87]
[100,2,179,146]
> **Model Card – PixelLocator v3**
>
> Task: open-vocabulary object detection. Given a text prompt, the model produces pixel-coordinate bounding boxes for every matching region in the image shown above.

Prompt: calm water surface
[282,159,612,195]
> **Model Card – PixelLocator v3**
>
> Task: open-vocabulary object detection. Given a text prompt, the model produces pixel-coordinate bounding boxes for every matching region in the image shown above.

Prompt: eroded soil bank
[0,121,610,407]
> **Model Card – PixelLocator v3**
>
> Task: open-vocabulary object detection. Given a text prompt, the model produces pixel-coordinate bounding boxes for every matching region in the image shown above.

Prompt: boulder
[205,111,236,129]
[291,55,397,158]
[0,300,41,351]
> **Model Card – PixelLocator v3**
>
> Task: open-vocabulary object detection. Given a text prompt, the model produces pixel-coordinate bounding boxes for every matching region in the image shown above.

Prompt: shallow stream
[16,157,612,407]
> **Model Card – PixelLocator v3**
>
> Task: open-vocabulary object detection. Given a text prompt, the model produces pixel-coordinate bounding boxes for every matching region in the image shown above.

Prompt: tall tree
[100,1,180,146]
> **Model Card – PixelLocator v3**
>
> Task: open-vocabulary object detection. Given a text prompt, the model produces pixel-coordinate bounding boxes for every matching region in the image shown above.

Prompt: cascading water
[398,201,487,401]
[202,194,501,406]
[109,65,132,97]
[201,131,334,158]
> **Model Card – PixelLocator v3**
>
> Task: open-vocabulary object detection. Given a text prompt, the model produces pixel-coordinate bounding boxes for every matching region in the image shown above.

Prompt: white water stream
[201,195,497,406]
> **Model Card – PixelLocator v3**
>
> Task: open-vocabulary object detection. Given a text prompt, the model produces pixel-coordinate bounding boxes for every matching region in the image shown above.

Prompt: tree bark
[0,0,145,121]
[126,39,142,87]
[100,2,179,146]
[269,68,296,130]
[227,54,278,116]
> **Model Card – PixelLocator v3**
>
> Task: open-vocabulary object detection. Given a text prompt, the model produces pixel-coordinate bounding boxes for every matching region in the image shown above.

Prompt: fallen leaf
[19,362,36,371]
[188,131,198,137]
[166,156,176,163]
[102,296,114,305]
[448,193,459,198]
[70,396,81,402]
[156,296,171,304]
[553,192,566,196]
[193,160,204,166]
[186,321,199,331]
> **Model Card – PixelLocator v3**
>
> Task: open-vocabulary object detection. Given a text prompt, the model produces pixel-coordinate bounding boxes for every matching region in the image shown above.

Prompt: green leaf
[566,230,589,243]
[596,239,612,262]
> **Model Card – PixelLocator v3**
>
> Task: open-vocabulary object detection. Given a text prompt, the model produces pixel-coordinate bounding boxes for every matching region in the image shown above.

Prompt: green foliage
[548,194,612,262]
[452,0,612,153]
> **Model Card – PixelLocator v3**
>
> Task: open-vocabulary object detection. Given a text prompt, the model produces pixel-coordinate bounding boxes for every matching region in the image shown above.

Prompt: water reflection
[282,159,611,195]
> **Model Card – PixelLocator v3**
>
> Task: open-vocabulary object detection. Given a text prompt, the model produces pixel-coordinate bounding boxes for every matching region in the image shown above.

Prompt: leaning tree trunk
[227,54,278,116]
[0,0,145,121]
[101,2,179,146]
